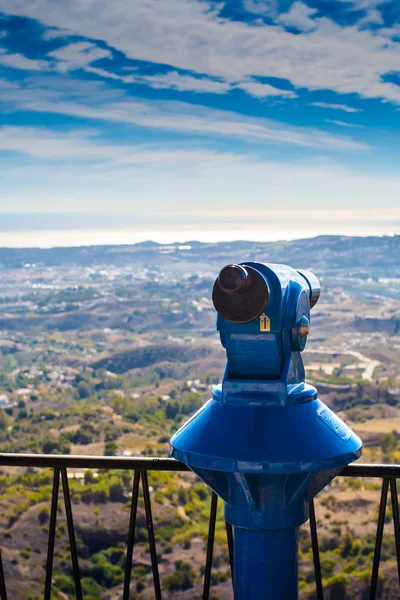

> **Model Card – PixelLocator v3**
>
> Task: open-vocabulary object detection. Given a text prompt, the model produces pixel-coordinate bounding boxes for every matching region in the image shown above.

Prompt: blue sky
[0,0,399,238]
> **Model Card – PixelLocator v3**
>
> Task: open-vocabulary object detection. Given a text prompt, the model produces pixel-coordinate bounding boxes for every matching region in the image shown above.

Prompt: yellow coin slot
[259,315,271,332]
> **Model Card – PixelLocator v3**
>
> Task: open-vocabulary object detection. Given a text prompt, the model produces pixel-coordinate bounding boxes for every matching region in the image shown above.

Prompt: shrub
[81,577,103,599]
[54,574,75,594]
[320,556,336,579]
[38,505,50,524]
[163,560,196,591]
[325,574,350,600]
[88,557,124,587]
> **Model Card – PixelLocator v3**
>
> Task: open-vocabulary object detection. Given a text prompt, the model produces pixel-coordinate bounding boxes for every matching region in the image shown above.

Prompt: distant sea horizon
[0,212,399,248]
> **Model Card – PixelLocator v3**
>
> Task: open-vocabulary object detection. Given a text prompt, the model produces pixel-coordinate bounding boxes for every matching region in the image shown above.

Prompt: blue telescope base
[234,526,298,600]
[171,392,362,598]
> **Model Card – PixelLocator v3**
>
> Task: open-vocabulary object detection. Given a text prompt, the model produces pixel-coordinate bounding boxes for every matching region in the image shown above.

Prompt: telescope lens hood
[212,264,269,324]
[297,269,321,309]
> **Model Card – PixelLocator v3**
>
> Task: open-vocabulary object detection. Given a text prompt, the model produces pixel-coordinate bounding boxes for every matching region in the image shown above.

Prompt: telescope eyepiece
[218,264,249,294]
[212,264,269,324]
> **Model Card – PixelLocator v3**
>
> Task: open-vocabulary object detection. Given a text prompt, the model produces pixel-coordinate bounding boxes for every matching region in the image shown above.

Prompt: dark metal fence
[0,454,398,599]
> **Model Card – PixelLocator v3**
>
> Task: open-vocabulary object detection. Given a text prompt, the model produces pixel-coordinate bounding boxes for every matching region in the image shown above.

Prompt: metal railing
[0,454,399,599]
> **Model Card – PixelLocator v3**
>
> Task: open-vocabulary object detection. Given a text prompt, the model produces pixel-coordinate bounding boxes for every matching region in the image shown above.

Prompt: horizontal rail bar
[0,454,399,478]
[0,453,190,471]
[340,464,400,478]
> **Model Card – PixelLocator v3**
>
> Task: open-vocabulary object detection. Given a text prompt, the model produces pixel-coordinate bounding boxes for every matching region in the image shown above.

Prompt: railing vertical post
[60,468,82,600]
[123,469,141,600]
[141,470,162,600]
[44,467,60,600]
[370,478,389,600]
[0,550,7,600]
[390,478,400,588]
[309,499,323,600]
[203,492,218,600]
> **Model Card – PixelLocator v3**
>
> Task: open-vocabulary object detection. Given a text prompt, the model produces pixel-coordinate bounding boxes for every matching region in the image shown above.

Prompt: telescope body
[171,262,362,599]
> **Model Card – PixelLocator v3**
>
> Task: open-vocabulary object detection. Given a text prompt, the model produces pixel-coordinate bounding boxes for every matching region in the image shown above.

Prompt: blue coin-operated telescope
[171,262,362,599]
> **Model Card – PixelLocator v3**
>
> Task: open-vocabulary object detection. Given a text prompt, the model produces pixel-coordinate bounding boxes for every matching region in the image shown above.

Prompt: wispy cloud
[277,2,317,32]
[48,41,111,73]
[235,80,297,98]
[0,32,299,100]
[325,119,365,128]
[128,71,232,94]
[0,76,367,151]
[0,125,248,167]
[0,49,48,71]
[243,0,278,17]
[128,72,297,97]
[311,102,362,113]
[2,141,399,215]
[84,66,136,83]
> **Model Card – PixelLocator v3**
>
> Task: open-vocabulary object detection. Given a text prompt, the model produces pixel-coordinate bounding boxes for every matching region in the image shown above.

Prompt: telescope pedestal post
[233,526,299,600]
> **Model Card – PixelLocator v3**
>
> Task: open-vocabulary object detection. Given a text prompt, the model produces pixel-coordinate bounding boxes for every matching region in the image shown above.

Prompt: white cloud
[48,41,111,73]
[277,2,317,32]
[325,119,365,128]
[41,27,73,40]
[243,0,278,17]
[235,80,297,98]
[85,65,297,98]
[0,125,115,159]
[337,0,385,25]
[0,0,399,104]
[132,71,231,94]
[0,124,249,165]
[0,76,366,151]
[0,41,111,74]
[311,102,362,113]
[84,67,135,83]
[378,25,400,39]
[0,49,48,71]
[42,100,369,150]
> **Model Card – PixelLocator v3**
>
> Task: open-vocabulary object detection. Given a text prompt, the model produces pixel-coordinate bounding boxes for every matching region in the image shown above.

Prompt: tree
[43,437,70,455]
[78,381,92,399]
[380,431,397,454]
[0,409,9,430]
[104,441,117,456]
[165,400,180,419]
[109,476,125,502]
[72,423,96,445]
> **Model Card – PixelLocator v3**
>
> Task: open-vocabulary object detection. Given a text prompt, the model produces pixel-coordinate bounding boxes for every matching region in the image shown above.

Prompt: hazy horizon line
[0,228,399,250]
[0,209,398,248]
